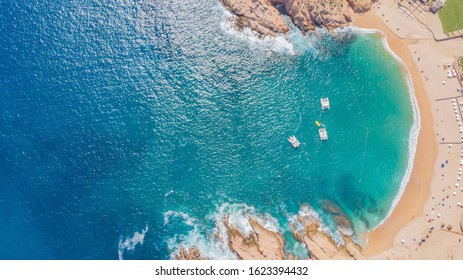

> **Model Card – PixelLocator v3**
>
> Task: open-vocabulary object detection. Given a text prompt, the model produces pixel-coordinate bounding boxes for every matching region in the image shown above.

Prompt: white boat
[319,128,328,141]
[288,135,300,148]
[320,97,330,110]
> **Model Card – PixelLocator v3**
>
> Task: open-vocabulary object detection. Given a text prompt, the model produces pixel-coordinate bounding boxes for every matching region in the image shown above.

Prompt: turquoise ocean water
[0,0,415,259]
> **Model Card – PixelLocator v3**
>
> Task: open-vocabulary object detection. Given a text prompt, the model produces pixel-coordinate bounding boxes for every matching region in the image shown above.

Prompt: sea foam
[351,27,421,231]
[217,3,318,56]
[163,210,197,226]
[167,24,420,260]
[118,225,148,260]
[166,202,285,259]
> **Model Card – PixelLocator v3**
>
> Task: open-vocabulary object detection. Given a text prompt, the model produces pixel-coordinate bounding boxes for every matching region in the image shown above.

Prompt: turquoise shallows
[0,0,414,259]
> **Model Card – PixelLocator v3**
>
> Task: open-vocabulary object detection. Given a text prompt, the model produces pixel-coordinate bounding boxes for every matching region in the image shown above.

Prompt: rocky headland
[221,0,377,36]
[176,204,364,260]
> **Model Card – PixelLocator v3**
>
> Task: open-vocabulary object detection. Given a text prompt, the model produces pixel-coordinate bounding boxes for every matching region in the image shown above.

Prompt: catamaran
[319,128,328,141]
[288,135,300,148]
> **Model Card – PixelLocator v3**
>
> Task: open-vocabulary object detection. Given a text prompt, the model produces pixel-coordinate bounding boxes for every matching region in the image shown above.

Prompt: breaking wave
[118,225,148,260]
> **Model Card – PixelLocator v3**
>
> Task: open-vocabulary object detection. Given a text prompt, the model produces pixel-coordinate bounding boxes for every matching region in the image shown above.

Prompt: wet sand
[354,1,463,259]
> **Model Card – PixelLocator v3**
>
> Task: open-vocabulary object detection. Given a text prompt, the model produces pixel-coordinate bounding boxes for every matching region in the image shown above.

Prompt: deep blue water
[0,0,415,259]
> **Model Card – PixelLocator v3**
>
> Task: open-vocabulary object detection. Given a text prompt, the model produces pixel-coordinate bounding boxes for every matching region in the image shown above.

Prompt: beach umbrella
[400,239,405,244]
[461,187,463,192]
[453,192,457,196]
[437,213,441,218]
[458,177,461,181]
[459,168,462,171]
[447,225,453,231]
[441,223,445,228]
[456,183,460,187]
[457,202,462,207]
[443,80,447,85]
[448,144,453,148]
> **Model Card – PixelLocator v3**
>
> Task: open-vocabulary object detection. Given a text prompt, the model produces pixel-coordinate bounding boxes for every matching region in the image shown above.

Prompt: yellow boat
[315,120,321,127]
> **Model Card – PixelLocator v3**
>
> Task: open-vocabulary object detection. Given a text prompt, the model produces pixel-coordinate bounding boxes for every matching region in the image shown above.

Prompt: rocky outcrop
[225,217,286,260]
[175,246,205,260]
[221,0,289,37]
[277,0,352,32]
[174,204,364,260]
[347,0,375,13]
[221,0,377,36]
[293,207,365,260]
[321,200,355,235]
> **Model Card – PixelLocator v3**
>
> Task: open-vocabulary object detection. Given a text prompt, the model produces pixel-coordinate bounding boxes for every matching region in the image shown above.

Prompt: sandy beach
[176,0,463,261]
[354,0,463,259]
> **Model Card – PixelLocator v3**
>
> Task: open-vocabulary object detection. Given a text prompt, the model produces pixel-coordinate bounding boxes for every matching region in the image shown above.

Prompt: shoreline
[352,8,437,256]
[175,10,437,260]
[353,4,463,258]
[177,1,463,260]
[351,25,422,234]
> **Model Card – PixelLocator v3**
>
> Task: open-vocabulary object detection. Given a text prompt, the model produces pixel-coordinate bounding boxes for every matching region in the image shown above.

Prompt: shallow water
[0,0,415,259]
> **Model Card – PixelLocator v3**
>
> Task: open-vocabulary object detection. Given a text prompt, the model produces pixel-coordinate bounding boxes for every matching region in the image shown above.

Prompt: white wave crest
[351,27,420,231]
[163,210,197,226]
[297,205,322,222]
[167,202,283,259]
[118,225,148,260]
[220,17,297,55]
[288,205,351,246]
[210,203,282,236]
[166,225,238,260]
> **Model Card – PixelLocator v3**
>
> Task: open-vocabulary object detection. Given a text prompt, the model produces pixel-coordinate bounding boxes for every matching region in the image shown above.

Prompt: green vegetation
[438,0,463,33]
